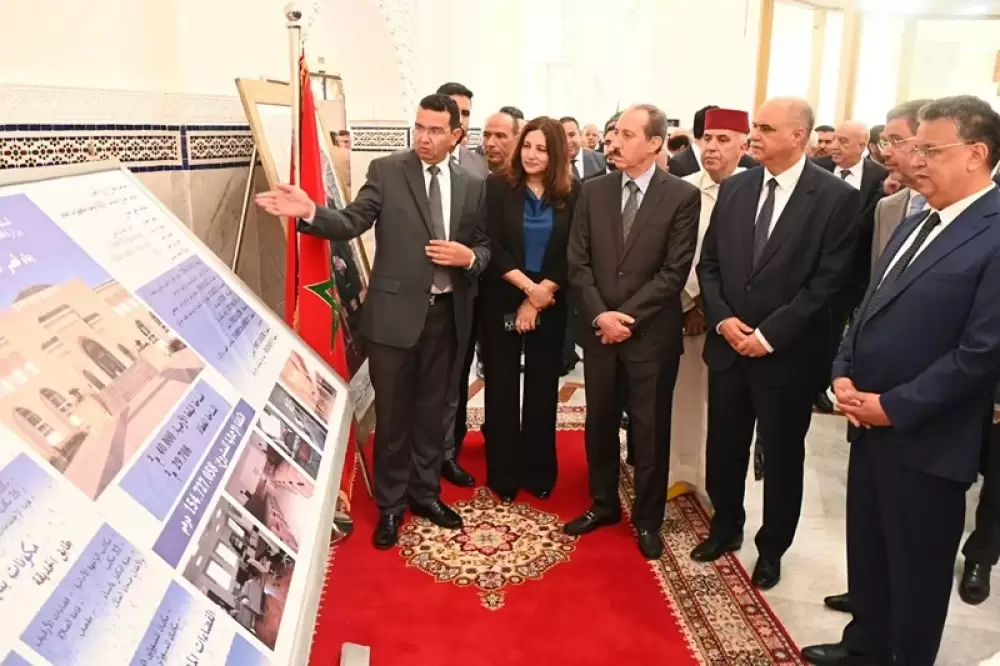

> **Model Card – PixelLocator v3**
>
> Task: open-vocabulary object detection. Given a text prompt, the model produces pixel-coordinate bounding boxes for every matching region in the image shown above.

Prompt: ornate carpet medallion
[396,487,578,610]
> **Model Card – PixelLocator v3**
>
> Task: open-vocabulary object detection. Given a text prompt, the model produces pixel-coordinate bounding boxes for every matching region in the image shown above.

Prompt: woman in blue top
[480,116,581,503]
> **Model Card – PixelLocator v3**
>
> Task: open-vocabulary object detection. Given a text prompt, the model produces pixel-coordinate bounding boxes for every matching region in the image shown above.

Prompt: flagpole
[286,3,303,187]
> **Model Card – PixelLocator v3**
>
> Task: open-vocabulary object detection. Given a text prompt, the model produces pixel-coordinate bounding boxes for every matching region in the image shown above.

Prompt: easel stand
[231,142,375,510]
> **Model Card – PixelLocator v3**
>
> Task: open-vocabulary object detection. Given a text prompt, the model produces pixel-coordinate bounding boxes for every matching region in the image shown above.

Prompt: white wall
[908,19,1000,111]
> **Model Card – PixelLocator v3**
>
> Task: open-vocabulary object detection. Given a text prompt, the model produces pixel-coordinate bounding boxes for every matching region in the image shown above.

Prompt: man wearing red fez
[670,108,750,496]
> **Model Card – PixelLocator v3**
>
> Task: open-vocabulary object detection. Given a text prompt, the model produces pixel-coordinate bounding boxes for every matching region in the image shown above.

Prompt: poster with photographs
[0,161,352,666]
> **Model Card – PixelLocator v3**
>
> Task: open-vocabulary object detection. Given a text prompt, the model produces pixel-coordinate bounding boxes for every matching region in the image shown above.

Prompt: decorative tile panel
[185,126,256,170]
[466,128,482,148]
[350,126,411,153]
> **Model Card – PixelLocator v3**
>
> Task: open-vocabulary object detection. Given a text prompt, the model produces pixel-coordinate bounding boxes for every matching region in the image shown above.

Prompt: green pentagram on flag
[304,277,341,343]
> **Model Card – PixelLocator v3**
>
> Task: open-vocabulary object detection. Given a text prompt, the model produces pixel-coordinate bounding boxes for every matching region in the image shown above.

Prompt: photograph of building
[0,278,204,499]
[267,383,328,452]
[224,432,315,554]
[277,350,337,423]
[256,408,321,479]
[182,498,295,652]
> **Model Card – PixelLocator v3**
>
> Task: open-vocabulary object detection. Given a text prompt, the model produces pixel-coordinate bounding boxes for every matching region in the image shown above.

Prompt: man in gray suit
[437,82,487,487]
[256,94,491,549]
[438,82,489,180]
[562,116,607,179]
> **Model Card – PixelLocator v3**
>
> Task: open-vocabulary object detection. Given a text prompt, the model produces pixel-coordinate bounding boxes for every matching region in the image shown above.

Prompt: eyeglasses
[877,136,916,151]
[908,141,976,159]
[413,124,450,138]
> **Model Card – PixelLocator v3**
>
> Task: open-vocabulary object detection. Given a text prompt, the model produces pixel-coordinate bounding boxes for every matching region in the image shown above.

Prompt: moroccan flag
[285,54,350,381]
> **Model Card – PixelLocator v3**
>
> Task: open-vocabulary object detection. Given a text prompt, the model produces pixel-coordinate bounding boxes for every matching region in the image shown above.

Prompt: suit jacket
[669,148,757,178]
[567,167,700,362]
[697,160,860,385]
[455,145,489,179]
[299,149,491,350]
[482,175,581,309]
[813,155,888,213]
[869,187,911,272]
[833,187,1000,484]
[576,150,607,179]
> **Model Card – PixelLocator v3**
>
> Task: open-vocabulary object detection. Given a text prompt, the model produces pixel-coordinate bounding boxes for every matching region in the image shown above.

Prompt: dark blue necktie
[863,212,942,320]
[753,178,778,266]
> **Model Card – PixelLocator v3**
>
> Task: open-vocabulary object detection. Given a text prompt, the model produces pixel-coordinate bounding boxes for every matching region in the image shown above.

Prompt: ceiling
[788,0,1000,15]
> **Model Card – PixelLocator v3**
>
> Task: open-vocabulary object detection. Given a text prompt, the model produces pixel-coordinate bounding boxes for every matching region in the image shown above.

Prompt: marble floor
[465,358,1000,666]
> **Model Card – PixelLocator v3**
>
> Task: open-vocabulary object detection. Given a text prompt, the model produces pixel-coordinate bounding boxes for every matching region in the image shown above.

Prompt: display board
[0,161,351,666]
[235,79,375,434]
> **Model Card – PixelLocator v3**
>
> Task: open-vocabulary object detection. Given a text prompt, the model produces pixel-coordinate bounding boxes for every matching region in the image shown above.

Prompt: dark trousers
[583,352,679,531]
[962,421,1000,565]
[821,303,853,390]
[480,298,566,495]
[444,295,480,461]
[705,362,813,559]
[366,297,456,515]
[842,437,967,666]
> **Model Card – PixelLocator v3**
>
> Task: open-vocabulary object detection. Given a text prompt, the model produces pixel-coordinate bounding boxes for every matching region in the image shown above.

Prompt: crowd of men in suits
[257,84,1000,666]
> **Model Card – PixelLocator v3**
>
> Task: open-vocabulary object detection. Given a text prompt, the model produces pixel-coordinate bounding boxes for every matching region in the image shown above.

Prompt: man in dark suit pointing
[692,97,858,589]
[802,96,1000,666]
[256,93,491,549]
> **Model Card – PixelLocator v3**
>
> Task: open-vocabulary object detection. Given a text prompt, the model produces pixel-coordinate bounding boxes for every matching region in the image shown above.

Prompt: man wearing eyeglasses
[256,93,491,550]
[802,95,1000,666]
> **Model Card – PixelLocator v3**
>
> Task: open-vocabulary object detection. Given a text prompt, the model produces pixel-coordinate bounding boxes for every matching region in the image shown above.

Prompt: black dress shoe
[690,536,742,562]
[489,487,516,503]
[814,391,835,414]
[637,529,664,560]
[373,513,401,549]
[409,499,463,529]
[959,561,992,605]
[752,557,781,590]
[824,592,852,614]
[442,460,475,487]
[524,488,551,500]
[564,509,621,536]
[801,643,878,665]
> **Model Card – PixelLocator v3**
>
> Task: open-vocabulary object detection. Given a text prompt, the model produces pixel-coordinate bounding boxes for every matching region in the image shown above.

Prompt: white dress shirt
[572,151,585,178]
[620,162,657,210]
[833,159,864,190]
[682,167,745,312]
[746,153,809,352]
[879,182,998,284]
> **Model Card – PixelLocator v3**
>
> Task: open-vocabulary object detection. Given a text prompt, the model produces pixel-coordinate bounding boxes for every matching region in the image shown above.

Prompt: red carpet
[310,408,803,665]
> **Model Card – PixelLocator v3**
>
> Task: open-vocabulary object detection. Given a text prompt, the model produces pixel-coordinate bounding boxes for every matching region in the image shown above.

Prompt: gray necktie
[622,180,640,242]
[426,165,451,292]
[753,178,778,266]
[907,193,927,218]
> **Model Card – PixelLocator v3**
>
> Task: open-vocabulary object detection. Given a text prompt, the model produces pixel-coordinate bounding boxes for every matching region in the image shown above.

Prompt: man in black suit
[565,103,700,560]
[669,105,759,178]
[802,96,1000,666]
[692,97,859,589]
[812,121,889,413]
[256,94,491,549]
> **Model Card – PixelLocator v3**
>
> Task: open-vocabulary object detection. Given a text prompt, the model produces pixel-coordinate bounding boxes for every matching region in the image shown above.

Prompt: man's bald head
[749,97,814,168]
[831,120,869,168]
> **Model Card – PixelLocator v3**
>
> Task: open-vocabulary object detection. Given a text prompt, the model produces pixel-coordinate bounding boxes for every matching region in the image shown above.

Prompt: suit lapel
[739,172,763,276]
[508,185,526,267]
[403,151,434,237]
[603,174,624,261]
[864,199,998,322]
[620,170,667,264]
[449,161,467,240]
[751,162,819,275]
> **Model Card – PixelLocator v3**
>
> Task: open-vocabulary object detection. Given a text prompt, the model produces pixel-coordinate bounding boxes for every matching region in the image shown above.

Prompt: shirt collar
[450,145,462,162]
[936,183,998,225]
[421,156,450,172]
[621,161,658,195]
[835,159,864,180]
[693,166,746,193]
[764,153,807,191]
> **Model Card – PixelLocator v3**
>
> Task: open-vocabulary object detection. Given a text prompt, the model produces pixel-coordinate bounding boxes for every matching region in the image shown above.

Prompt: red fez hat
[704,108,750,134]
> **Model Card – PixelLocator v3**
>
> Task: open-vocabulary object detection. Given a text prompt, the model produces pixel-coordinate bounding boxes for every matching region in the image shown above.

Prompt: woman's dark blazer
[482,174,582,291]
